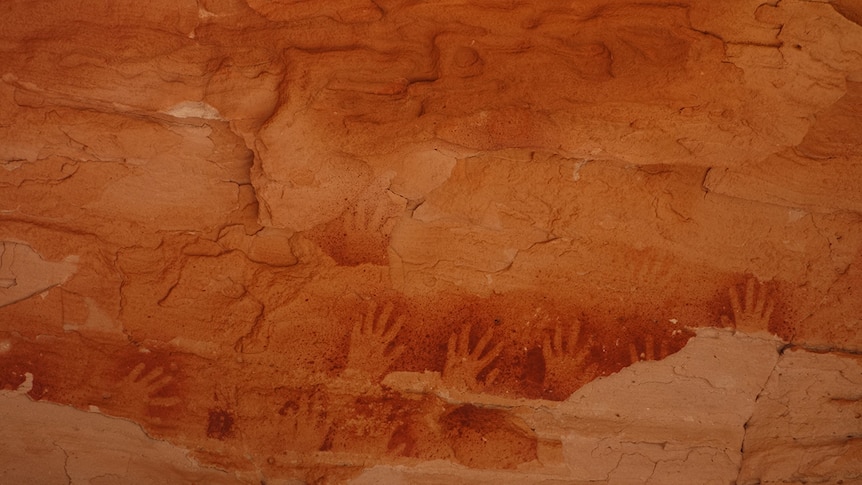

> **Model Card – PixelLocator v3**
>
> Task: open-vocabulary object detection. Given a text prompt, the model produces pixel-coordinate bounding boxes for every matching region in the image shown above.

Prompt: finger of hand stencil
[485,368,500,386]
[364,301,378,334]
[753,283,767,316]
[477,341,503,368]
[628,343,640,363]
[147,374,174,393]
[569,320,583,352]
[382,315,404,344]
[729,285,742,321]
[644,335,655,361]
[553,324,563,354]
[458,324,472,355]
[376,302,395,336]
[744,278,756,314]
[127,363,146,383]
[472,327,495,358]
[141,367,165,386]
[542,334,554,363]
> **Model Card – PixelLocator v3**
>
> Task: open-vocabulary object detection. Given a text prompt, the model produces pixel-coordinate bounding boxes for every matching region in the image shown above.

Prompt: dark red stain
[304,200,397,267]
[387,423,418,457]
[382,395,453,461]
[439,404,538,469]
[346,290,698,400]
[0,355,29,393]
[521,347,547,395]
[206,408,234,440]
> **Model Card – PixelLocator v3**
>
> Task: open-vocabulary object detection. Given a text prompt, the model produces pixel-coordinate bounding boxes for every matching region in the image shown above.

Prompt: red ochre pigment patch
[379,290,695,399]
[303,194,402,267]
[439,404,538,469]
[0,273,789,479]
[207,408,235,440]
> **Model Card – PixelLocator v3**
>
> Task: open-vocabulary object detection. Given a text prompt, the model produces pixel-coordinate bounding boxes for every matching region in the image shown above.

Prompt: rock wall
[1,0,860,483]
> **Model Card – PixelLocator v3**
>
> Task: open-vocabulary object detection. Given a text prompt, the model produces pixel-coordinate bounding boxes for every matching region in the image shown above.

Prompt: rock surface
[739,347,862,484]
[0,384,239,485]
[1,0,861,483]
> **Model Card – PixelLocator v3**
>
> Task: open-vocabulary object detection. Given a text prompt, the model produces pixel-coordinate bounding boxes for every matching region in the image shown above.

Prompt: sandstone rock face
[739,347,862,484]
[1,0,860,483]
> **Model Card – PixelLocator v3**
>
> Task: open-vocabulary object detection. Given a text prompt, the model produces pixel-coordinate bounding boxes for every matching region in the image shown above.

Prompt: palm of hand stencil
[336,197,393,266]
[543,321,598,395]
[278,392,332,453]
[631,253,679,296]
[542,320,598,387]
[442,324,502,392]
[344,197,389,237]
[345,302,405,381]
[721,277,775,334]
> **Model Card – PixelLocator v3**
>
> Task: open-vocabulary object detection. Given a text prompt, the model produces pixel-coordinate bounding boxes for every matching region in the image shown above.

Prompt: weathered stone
[1,0,860,482]
[739,347,862,484]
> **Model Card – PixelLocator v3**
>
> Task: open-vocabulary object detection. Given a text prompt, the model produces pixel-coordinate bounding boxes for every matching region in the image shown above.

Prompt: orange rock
[1,0,861,482]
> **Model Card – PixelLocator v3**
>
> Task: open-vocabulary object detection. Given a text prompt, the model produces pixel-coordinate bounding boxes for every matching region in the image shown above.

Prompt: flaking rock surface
[1,0,861,483]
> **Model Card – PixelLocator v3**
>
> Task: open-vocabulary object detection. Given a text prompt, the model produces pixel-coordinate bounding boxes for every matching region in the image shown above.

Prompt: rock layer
[1,0,861,483]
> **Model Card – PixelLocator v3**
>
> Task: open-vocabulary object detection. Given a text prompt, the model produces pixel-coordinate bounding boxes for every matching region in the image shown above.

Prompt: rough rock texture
[739,347,862,484]
[1,0,861,483]
[0,385,239,485]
